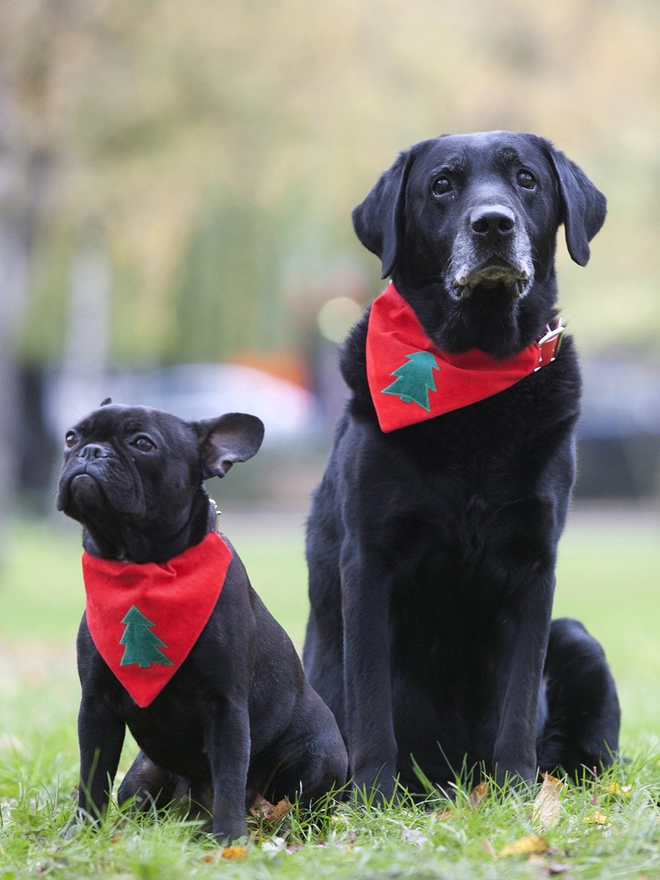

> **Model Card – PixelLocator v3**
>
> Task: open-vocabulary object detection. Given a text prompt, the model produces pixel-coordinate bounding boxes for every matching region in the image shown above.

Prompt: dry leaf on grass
[402,827,428,847]
[221,846,249,861]
[249,795,292,822]
[480,838,496,856]
[470,782,489,809]
[532,774,565,829]
[605,782,631,798]
[499,833,550,857]
[525,854,571,877]
[583,810,610,826]
[526,854,550,871]
[261,836,289,853]
[434,809,453,821]
[527,855,573,876]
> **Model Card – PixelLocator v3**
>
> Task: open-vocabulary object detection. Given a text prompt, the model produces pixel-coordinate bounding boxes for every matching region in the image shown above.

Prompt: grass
[0,506,659,878]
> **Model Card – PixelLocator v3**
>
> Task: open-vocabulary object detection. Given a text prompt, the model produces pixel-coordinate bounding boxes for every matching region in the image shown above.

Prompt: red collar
[366,282,564,433]
[82,530,232,707]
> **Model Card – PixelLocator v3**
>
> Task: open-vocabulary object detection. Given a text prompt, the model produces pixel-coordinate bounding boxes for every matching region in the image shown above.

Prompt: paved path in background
[564,501,659,536]
[223,501,660,538]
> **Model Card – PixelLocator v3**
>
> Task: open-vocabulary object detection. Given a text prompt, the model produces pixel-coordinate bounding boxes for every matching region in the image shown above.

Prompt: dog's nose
[78,443,109,462]
[470,205,516,239]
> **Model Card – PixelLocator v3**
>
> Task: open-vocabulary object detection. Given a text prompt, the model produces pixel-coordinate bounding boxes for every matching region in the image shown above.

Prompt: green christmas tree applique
[119,605,174,668]
[382,351,440,411]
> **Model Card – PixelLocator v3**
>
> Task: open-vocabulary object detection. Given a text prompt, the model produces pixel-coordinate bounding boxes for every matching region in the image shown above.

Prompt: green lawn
[0,508,658,878]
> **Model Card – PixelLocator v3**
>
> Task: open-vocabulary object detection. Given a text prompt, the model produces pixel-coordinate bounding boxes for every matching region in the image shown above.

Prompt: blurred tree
[0,0,60,550]
[0,0,657,365]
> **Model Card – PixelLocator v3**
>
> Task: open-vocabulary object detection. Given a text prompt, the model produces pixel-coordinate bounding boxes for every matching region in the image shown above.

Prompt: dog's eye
[133,436,156,452]
[517,170,536,190]
[65,431,77,448]
[432,176,452,196]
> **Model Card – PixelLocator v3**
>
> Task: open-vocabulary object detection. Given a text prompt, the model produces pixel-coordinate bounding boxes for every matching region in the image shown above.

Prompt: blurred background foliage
[0,0,659,544]
[3,0,659,364]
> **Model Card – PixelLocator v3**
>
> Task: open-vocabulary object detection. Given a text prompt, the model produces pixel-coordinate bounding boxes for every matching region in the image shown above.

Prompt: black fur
[57,404,347,842]
[303,131,619,799]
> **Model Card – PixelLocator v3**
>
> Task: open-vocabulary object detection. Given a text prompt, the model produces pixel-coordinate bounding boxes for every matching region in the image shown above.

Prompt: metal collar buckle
[535,319,565,370]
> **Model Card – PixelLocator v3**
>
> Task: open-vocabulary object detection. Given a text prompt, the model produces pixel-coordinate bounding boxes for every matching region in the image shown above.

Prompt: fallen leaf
[605,782,631,798]
[202,854,216,864]
[261,837,287,853]
[249,795,292,822]
[434,809,453,821]
[532,774,565,829]
[221,846,249,861]
[527,853,550,873]
[499,833,550,857]
[583,810,609,826]
[480,838,496,857]
[525,855,572,877]
[402,827,428,847]
[470,782,489,809]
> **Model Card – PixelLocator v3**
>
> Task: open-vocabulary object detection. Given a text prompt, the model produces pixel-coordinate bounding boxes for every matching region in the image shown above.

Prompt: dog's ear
[100,397,112,406]
[547,146,607,267]
[192,413,265,479]
[352,146,419,279]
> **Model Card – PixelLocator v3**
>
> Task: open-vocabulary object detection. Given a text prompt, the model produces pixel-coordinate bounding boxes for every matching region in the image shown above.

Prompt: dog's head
[352,131,606,357]
[57,400,264,562]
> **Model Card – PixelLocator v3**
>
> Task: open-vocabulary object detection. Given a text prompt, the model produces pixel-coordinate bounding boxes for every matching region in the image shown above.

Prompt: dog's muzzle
[449,203,534,301]
[454,263,531,301]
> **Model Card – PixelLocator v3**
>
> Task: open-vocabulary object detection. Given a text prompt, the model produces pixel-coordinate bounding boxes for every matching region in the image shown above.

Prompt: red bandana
[82,530,232,707]
[366,282,562,433]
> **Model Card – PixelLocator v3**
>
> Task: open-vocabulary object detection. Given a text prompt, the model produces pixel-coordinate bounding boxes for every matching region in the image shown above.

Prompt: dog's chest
[363,364,578,594]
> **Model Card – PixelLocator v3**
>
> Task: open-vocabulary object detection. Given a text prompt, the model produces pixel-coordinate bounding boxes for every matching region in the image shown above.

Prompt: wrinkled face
[56,405,199,530]
[400,131,561,303]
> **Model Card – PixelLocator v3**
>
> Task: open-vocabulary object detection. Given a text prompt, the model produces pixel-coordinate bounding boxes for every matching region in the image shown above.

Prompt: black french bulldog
[57,400,347,843]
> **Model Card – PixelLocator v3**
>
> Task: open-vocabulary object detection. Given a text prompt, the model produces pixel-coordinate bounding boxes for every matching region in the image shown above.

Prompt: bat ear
[352,146,419,279]
[192,413,264,478]
[546,146,607,266]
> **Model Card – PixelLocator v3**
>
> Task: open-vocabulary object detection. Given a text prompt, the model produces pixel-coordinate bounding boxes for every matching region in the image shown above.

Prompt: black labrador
[303,131,620,800]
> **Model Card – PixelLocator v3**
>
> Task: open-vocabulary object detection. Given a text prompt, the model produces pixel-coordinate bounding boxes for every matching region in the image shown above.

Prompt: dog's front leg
[492,578,553,788]
[75,693,126,824]
[341,548,398,803]
[203,695,251,844]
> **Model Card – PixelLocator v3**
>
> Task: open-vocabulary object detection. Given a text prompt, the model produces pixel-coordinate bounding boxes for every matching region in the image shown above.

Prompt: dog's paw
[494,764,537,795]
[213,819,249,846]
[350,766,398,809]
[60,808,100,839]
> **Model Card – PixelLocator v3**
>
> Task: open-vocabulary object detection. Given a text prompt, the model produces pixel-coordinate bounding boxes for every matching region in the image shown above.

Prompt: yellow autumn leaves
[469,772,633,862]
[211,774,635,865]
